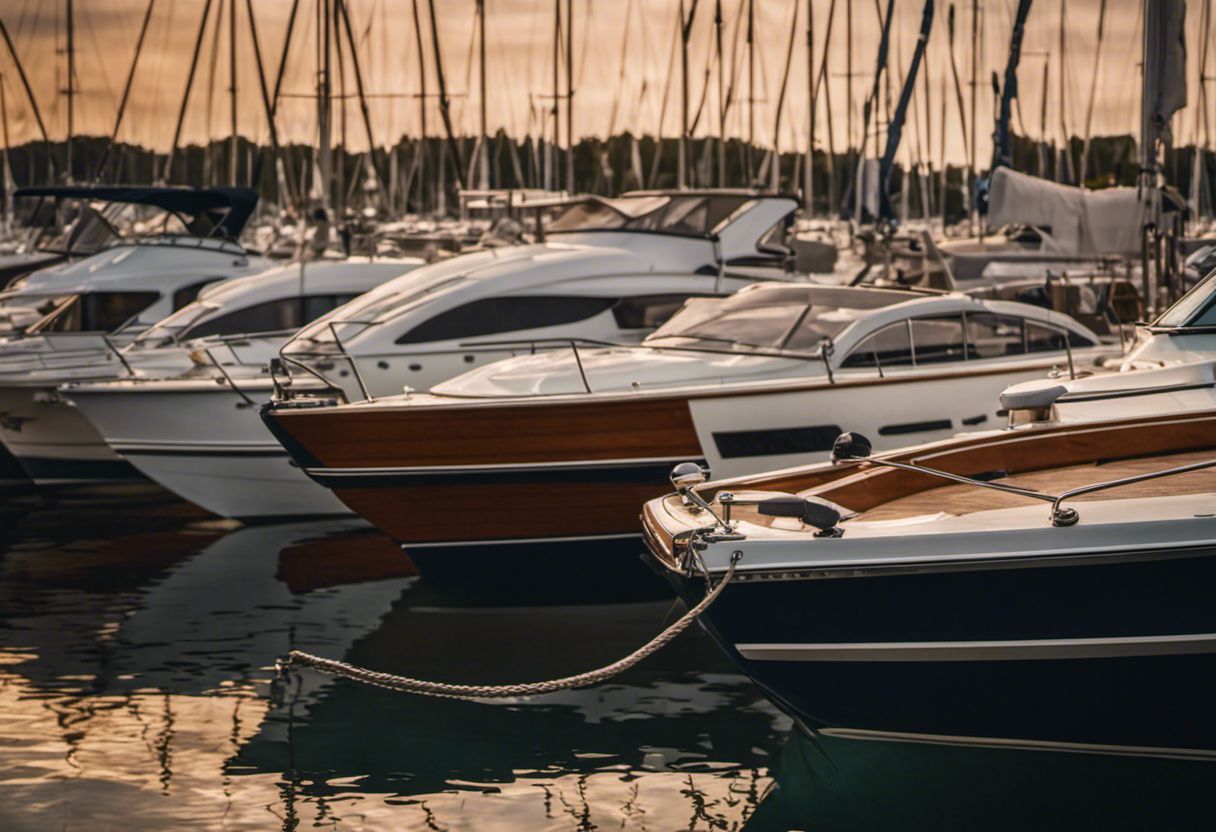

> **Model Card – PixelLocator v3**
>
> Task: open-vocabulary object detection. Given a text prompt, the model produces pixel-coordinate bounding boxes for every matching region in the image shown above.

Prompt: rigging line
[723,0,747,129]
[1078,0,1106,184]
[0,18,50,148]
[336,0,388,203]
[163,0,213,181]
[425,0,467,190]
[93,0,156,183]
[604,0,633,137]
[647,6,682,188]
[771,0,801,155]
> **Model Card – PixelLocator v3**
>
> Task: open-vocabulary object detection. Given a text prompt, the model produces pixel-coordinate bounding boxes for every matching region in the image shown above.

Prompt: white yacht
[60,258,420,513]
[998,267,1216,425]
[0,186,268,483]
[64,190,808,519]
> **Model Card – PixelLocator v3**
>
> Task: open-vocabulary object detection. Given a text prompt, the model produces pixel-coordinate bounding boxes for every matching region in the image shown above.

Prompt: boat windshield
[1154,270,1216,328]
[646,287,904,353]
[287,275,469,348]
[24,291,160,335]
[29,199,195,257]
[0,293,76,333]
[133,301,221,347]
[545,194,753,238]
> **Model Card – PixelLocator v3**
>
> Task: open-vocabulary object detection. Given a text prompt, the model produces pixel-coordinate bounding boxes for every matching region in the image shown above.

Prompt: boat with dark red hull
[261,283,1110,598]
[642,412,1216,750]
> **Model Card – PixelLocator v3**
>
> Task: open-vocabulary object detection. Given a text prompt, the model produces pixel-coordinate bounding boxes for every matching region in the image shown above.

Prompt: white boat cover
[987,167,1146,256]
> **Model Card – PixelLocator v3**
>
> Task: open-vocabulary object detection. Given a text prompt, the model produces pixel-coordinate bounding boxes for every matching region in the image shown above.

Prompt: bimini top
[16,185,259,241]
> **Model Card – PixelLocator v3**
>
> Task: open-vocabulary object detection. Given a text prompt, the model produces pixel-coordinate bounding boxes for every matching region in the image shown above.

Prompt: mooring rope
[276,555,739,700]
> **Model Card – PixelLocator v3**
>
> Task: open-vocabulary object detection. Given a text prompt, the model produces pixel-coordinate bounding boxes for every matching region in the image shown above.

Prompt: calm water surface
[1,486,1214,830]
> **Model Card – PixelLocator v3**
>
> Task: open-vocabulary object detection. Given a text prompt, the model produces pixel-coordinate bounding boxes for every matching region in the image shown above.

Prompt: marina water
[1,485,1212,830]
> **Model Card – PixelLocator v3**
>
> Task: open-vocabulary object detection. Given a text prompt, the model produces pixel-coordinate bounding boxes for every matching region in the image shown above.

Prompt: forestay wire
[275,556,740,700]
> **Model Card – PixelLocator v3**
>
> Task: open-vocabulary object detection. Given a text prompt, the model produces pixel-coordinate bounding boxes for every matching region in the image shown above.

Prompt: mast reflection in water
[0,487,1212,829]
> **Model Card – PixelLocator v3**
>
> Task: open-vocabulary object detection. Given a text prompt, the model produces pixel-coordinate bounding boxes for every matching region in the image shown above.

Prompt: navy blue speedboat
[644,411,1216,751]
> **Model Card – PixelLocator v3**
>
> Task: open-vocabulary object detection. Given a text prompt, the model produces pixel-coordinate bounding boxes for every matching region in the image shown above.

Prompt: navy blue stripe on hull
[16,456,144,483]
[120,448,290,458]
[308,460,700,490]
[657,546,1216,748]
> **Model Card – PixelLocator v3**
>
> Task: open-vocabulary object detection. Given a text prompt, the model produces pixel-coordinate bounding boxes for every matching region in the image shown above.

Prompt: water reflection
[0,490,785,829]
[747,729,1216,831]
[3,488,1213,829]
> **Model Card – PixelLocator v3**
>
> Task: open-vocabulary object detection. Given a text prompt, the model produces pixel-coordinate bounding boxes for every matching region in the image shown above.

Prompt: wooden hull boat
[643,410,1216,749]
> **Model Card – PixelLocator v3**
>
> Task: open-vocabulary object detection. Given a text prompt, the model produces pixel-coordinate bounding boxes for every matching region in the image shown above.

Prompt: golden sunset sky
[0,0,1207,165]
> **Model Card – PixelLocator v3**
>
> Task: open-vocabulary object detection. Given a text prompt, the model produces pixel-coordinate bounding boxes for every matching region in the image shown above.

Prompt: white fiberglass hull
[65,379,351,520]
[0,385,138,484]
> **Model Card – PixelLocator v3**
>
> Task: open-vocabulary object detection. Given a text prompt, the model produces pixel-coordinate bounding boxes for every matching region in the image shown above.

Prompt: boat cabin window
[27,291,159,334]
[612,294,713,329]
[840,321,915,367]
[648,288,905,353]
[965,313,1026,358]
[545,194,752,238]
[910,316,966,364]
[843,313,1090,368]
[1154,270,1216,328]
[395,296,617,344]
[1026,320,1093,351]
[182,294,363,340]
[172,280,219,311]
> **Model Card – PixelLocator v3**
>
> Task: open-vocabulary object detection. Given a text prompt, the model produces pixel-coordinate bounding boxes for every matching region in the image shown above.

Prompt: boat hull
[66,383,350,520]
[262,394,704,543]
[0,385,140,484]
[262,363,1060,546]
[660,545,1216,749]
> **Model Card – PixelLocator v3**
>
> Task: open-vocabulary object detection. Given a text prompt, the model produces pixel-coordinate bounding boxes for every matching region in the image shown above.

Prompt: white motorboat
[0,187,268,483]
[260,282,1116,603]
[51,258,421,511]
[66,191,809,520]
[997,266,1216,425]
[274,190,805,403]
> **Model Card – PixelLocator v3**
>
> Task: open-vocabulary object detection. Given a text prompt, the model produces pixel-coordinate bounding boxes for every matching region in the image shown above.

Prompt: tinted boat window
[30,291,159,333]
[545,195,752,237]
[173,280,218,311]
[612,294,712,329]
[184,294,361,339]
[910,316,966,364]
[965,313,1025,358]
[395,296,617,344]
[841,321,914,367]
[1026,321,1093,351]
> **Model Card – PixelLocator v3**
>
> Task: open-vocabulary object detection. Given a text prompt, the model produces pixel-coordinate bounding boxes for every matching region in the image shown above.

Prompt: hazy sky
[0,0,1207,165]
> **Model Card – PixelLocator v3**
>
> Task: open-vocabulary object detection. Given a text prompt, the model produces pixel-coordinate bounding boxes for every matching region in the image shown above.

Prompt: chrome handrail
[202,347,259,408]
[326,322,373,402]
[860,454,1216,528]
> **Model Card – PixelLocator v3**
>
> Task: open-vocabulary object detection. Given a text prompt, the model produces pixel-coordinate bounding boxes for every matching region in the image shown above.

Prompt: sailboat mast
[679,0,688,189]
[565,0,574,192]
[550,0,559,192]
[319,0,333,219]
[1057,0,1068,182]
[805,0,814,212]
[0,74,12,231]
[716,0,726,187]
[748,0,755,180]
[228,0,238,185]
[478,0,489,190]
[968,0,978,231]
[410,0,428,212]
[65,0,74,181]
